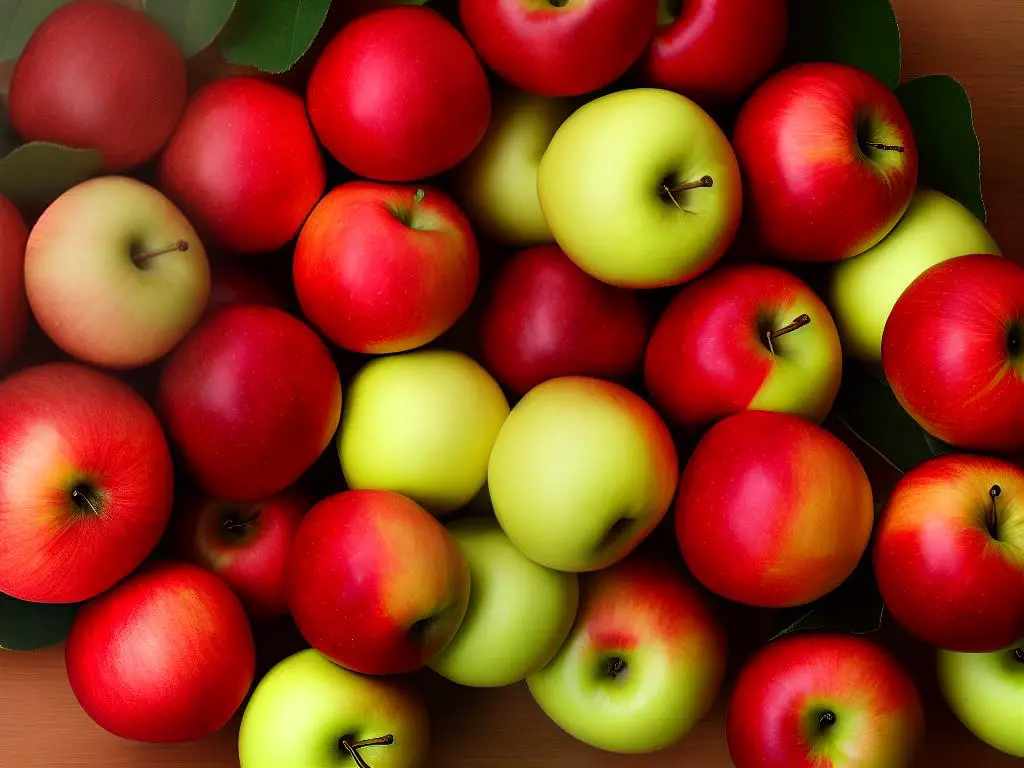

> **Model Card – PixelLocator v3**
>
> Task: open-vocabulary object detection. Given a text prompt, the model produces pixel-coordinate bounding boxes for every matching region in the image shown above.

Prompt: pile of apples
[1,0,1023,766]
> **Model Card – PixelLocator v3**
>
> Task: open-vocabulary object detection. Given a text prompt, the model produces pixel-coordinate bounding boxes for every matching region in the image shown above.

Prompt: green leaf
[787,0,901,89]
[0,142,103,213]
[220,0,332,74]
[142,0,237,57]
[0,592,78,651]
[896,75,986,223]
[0,0,76,60]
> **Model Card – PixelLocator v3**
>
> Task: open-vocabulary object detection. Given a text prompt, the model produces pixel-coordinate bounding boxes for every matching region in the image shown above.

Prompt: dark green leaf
[0,142,103,213]
[0,592,78,651]
[142,0,237,57]
[896,75,986,222]
[0,0,75,60]
[220,0,332,74]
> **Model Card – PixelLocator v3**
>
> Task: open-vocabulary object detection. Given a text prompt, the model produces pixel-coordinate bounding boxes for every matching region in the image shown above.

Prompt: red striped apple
[0,194,28,369]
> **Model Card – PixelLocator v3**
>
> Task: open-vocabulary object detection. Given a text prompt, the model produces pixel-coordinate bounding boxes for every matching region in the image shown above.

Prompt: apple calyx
[548,0,569,7]
[70,483,100,516]
[1008,323,1022,357]
[605,656,628,681]
[862,142,905,154]
[764,314,811,355]
[661,175,714,209]
[817,710,838,731]
[132,240,189,266]
[340,734,395,768]
[987,485,1001,540]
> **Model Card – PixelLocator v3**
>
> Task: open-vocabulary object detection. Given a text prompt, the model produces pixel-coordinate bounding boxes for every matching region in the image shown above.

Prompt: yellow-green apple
[429,518,579,687]
[538,88,741,288]
[645,264,842,427]
[527,557,725,753]
[287,490,471,675]
[157,305,342,501]
[459,0,658,97]
[676,410,873,607]
[294,183,479,354]
[733,63,918,263]
[727,634,924,768]
[0,194,28,369]
[882,254,1024,452]
[65,561,255,743]
[829,189,1002,361]
[0,363,173,603]
[454,89,574,245]
[488,377,678,572]
[873,455,1024,652]
[338,350,509,515]
[24,176,211,369]
[239,649,430,768]
[938,644,1024,758]
[481,245,648,395]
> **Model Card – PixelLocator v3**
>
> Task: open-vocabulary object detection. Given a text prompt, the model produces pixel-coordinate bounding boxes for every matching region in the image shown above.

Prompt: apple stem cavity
[863,142,905,153]
[340,734,395,768]
[661,175,714,209]
[765,314,811,355]
[132,240,189,266]
[1014,648,1024,663]
[223,509,262,533]
[818,710,838,731]
[605,656,628,680]
[70,484,100,516]
[987,484,1001,540]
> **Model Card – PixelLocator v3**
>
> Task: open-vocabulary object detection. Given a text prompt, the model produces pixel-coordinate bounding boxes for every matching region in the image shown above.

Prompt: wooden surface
[2,1,1024,766]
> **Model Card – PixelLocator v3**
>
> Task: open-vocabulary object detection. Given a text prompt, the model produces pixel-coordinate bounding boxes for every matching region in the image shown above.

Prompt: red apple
[645,264,842,427]
[481,245,648,395]
[0,194,29,369]
[733,63,918,262]
[9,0,186,172]
[459,0,658,97]
[65,561,255,743]
[641,0,788,105]
[0,363,173,603]
[288,490,471,676]
[206,262,287,316]
[727,634,924,768]
[307,7,490,182]
[293,182,479,353]
[882,254,1024,453]
[159,77,326,254]
[676,410,874,607]
[874,454,1024,652]
[157,305,342,501]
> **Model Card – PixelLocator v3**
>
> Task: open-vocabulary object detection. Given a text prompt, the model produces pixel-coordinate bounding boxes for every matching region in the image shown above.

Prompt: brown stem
[765,314,811,355]
[863,142,905,153]
[133,240,189,265]
[668,175,714,193]
[987,485,1001,539]
[341,735,395,768]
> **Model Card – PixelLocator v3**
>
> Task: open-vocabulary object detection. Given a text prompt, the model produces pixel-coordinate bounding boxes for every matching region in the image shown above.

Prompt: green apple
[429,517,579,687]
[937,644,1024,757]
[537,87,742,289]
[829,188,1001,361]
[338,350,510,515]
[238,649,430,768]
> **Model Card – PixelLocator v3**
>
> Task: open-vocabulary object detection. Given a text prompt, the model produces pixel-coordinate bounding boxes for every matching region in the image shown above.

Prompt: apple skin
[488,377,678,573]
[206,262,287,316]
[430,518,579,688]
[733,62,918,263]
[676,410,874,607]
[873,454,1024,652]
[294,182,479,354]
[8,0,186,172]
[882,254,1024,452]
[459,0,658,97]
[0,363,173,604]
[527,557,726,754]
[24,176,211,369]
[481,245,648,395]
[238,649,430,768]
[538,88,742,288]
[641,0,788,106]
[0,194,29,369]
[307,7,490,182]
[727,634,924,768]
[287,490,471,676]
[157,305,342,501]
[645,264,842,427]
[65,561,255,743]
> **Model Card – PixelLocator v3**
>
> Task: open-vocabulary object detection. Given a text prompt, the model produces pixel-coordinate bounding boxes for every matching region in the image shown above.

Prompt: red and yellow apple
[0,194,28,369]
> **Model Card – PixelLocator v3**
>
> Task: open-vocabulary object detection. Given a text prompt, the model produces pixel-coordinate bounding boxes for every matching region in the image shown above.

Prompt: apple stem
[987,484,1001,539]
[133,240,189,265]
[661,175,714,209]
[341,735,394,768]
[864,142,905,153]
[223,510,262,532]
[765,314,811,355]
[70,486,98,515]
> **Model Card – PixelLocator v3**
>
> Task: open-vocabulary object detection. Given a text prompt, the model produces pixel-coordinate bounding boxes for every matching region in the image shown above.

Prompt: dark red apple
[0,194,29,369]
[206,262,287,316]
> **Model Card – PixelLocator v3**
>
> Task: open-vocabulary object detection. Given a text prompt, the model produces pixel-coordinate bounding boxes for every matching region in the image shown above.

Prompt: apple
[676,410,874,607]
[645,264,842,427]
[338,350,509,515]
[488,376,678,572]
[157,305,342,501]
[159,77,326,255]
[641,0,788,105]
[882,254,1024,452]
[459,0,658,97]
[938,644,1024,758]
[239,649,430,768]
[527,557,725,753]
[8,0,186,172]
[0,363,173,603]
[65,561,255,743]
[288,490,471,676]
[294,183,479,354]
[481,245,648,395]
[206,262,287,316]
[733,62,919,262]
[538,88,742,288]
[0,194,28,369]
[307,7,490,182]
[430,518,579,687]
[24,176,211,369]
[873,454,1024,652]
[727,633,924,768]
